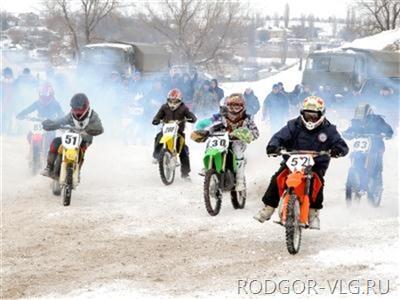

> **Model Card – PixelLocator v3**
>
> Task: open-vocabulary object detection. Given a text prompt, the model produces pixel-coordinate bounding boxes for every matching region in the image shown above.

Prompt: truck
[302,47,400,93]
[77,42,170,78]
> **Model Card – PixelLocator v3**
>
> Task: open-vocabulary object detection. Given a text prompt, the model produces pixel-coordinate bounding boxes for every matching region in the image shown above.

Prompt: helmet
[70,93,90,121]
[226,93,245,122]
[300,96,325,130]
[167,88,182,111]
[39,82,55,104]
[354,104,373,120]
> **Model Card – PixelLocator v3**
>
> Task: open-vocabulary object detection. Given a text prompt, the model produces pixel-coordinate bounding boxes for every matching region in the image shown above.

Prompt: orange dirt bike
[270,149,330,255]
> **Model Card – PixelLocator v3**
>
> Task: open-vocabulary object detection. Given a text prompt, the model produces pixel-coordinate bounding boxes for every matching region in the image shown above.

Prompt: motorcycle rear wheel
[285,193,302,255]
[204,169,222,216]
[158,148,175,185]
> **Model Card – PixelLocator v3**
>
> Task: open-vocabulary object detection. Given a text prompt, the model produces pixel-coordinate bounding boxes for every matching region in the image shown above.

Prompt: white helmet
[300,96,326,130]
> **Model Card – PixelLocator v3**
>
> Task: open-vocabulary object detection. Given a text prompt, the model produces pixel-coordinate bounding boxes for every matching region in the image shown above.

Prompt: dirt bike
[345,133,384,207]
[52,126,84,206]
[157,120,185,185]
[23,117,54,175]
[271,149,330,255]
[203,130,246,216]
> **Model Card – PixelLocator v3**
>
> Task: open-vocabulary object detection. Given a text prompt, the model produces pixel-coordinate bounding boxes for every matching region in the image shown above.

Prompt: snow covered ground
[2,66,399,299]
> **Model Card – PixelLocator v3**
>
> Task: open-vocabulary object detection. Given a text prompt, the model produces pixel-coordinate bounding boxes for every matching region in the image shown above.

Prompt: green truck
[302,47,400,93]
[78,42,170,77]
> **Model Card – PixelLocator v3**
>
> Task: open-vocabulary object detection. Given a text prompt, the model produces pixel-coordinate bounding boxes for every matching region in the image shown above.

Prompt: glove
[190,130,209,143]
[330,147,343,158]
[42,119,57,131]
[266,145,280,155]
[152,119,160,125]
[230,127,252,144]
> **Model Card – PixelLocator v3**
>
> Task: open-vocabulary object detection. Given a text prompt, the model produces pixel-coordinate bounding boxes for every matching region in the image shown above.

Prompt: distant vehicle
[78,42,170,78]
[302,48,400,93]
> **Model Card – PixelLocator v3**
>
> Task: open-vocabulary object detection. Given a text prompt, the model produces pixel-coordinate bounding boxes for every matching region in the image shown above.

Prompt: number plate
[286,154,314,172]
[62,132,81,149]
[206,133,229,151]
[162,123,178,136]
[351,138,371,153]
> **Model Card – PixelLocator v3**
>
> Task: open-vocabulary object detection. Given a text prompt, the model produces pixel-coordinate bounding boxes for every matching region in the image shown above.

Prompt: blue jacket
[268,116,349,175]
[342,114,393,151]
[16,100,64,120]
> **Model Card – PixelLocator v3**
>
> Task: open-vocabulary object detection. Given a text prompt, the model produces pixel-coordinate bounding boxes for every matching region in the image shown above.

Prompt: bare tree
[43,0,119,57]
[140,0,247,66]
[357,0,400,32]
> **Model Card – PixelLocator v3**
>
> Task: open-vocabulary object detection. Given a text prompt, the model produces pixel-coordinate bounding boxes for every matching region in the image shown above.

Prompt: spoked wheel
[285,194,302,255]
[158,148,176,185]
[63,165,73,206]
[231,188,246,209]
[52,180,61,196]
[204,169,222,216]
[345,169,361,206]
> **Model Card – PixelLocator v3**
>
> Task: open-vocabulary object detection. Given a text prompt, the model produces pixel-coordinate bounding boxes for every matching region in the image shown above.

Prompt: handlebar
[23,117,45,122]
[268,149,331,157]
[58,126,85,133]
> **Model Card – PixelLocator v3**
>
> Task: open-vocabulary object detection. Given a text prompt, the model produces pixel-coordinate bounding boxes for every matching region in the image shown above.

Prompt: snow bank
[343,28,400,51]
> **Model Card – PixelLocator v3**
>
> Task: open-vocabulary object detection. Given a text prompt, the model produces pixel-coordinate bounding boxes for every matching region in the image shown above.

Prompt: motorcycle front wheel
[63,164,73,206]
[204,169,222,216]
[285,193,302,255]
[158,148,175,185]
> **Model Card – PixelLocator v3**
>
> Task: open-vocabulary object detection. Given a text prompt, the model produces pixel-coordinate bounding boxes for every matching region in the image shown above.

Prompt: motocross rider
[192,93,259,191]
[152,88,197,180]
[342,104,393,199]
[254,96,349,229]
[16,82,64,145]
[41,93,104,177]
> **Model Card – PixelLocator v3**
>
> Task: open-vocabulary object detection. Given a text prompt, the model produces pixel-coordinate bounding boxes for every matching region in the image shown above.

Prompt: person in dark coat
[152,88,197,179]
[243,88,260,116]
[210,79,224,101]
[254,96,349,229]
[262,84,290,133]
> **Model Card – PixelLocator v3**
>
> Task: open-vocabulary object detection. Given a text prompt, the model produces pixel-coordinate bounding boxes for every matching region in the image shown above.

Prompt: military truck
[78,42,170,77]
[302,47,400,93]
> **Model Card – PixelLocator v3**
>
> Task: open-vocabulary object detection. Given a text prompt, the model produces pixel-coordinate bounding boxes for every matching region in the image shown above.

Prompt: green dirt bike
[202,130,246,216]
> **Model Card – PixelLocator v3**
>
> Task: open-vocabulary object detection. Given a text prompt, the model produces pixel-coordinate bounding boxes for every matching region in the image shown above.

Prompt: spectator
[243,88,260,116]
[179,72,197,107]
[210,79,224,101]
[1,67,15,134]
[192,80,220,118]
[298,84,312,102]
[262,83,289,133]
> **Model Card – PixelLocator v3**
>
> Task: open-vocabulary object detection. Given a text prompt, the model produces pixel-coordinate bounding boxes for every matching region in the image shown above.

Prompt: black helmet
[70,93,90,121]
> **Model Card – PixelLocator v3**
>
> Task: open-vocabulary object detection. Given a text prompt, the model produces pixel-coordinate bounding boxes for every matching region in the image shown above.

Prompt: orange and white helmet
[167,88,182,111]
[300,96,325,130]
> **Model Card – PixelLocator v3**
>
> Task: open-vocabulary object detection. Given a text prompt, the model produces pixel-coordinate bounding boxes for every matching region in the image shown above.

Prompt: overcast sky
[2,0,351,18]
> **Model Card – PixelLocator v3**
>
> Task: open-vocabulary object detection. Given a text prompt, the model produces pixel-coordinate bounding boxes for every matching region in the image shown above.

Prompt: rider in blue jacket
[342,104,393,201]
[254,96,349,229]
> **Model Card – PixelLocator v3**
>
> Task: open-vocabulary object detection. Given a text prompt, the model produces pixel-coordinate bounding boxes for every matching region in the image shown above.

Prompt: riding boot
[253,205,275,223]
[308,208,320,230]
[41,152,57,177]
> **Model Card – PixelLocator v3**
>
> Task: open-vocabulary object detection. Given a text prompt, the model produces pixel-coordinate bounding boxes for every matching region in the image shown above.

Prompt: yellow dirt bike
[52,126,84,206]
[158,120,185,185]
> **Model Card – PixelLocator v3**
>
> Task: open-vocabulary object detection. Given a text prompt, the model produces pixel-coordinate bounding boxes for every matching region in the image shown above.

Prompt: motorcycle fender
[160,135,174,152]
[204,149,223,173]
[31,133,43,144]
[59,161,67,185]
[286,172,303,189]
[65,148,78,162]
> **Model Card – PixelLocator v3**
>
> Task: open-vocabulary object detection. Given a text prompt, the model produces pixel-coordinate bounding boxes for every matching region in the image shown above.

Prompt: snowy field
[2,66,399,299]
